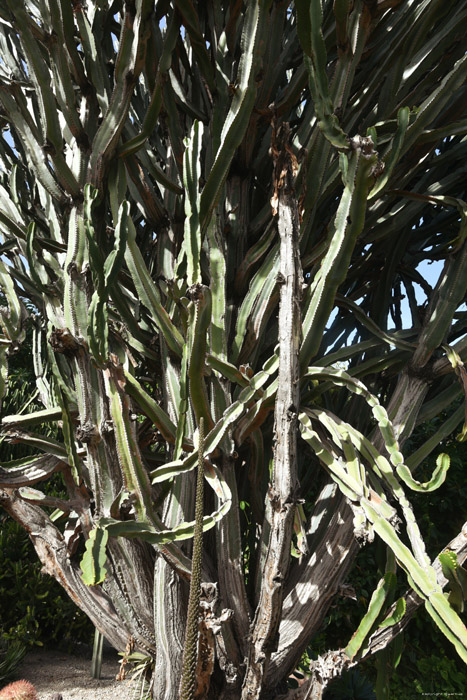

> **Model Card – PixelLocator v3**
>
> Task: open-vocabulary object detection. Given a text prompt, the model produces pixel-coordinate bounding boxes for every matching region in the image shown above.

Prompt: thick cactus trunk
[1,2,467,698]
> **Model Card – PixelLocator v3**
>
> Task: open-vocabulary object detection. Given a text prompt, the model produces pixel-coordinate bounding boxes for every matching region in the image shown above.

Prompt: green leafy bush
[390,652,465,699]
[0,516,93,650]
[0,640,26,684]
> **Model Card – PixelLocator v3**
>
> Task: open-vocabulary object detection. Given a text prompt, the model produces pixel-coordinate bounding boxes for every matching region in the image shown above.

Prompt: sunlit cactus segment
[0,1,466,697]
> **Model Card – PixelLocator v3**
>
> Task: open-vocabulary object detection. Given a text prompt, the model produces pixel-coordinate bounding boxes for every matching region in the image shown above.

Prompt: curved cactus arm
[151,354,279,483]
[123,369,178,445]
[80,527,109,586]
[85,189,128,366]
[305,366,451,492]
[362,505,467,664]
[5,0,81,198]
[79,463,231,588]
[118,12,180,159]
[406,404,464,472]
[187,284,214,430]
[89,0,154,190]
[0,454,63,487]
[345,573,397,660]
[439,551,467,614]
[369,107,410,199]
[94,500,231,548]
[443,344,467,441]
[200,0,269,230]
[124,214,184,357]
[231,246,279,364]
[103,360,156,522]
[396,453,450,493]
[309,405,441,569]
[300,138,379,371]
[295,0,348,149]
[303,393,448,577]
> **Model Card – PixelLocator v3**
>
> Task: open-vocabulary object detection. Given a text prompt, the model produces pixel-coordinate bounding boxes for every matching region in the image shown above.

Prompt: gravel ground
[6,648,142,700]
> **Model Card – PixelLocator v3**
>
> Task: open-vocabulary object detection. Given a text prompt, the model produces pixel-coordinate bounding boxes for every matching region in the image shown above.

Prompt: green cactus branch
[0,1,466,697]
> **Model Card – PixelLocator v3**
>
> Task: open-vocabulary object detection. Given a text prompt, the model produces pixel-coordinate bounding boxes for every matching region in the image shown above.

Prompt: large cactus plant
[0,1,466,698]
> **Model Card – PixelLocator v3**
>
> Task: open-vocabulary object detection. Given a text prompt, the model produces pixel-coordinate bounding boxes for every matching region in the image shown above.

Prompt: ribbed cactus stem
[0,680,38,700]
[179,416,205,700]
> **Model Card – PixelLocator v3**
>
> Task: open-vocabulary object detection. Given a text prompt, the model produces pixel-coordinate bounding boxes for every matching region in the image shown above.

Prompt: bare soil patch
[6,648,139,700]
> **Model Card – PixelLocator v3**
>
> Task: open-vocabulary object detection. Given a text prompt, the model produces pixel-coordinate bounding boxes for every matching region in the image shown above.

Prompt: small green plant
[0,642,26,684]
[0,680,38,700]
[390,650,466,699]
[119,652,155,700]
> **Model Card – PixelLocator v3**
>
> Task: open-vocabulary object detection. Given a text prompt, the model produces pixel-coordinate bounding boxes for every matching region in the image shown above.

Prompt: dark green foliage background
[0,516,93,651]
[0,319,94,652]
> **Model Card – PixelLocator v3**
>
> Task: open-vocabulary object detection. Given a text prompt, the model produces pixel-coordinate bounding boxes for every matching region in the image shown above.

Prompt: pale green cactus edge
[299,365,467,663]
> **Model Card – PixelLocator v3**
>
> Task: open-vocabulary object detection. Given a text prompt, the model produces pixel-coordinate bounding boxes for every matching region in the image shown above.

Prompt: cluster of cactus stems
[0,1,466,698]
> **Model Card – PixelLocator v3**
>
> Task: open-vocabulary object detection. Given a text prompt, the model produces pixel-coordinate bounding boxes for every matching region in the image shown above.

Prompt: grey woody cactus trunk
[0,2,467,700]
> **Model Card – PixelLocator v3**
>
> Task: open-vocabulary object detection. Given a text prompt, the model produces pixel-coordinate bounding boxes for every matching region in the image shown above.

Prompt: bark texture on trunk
[242,122,302,700]
[0,487,130,651]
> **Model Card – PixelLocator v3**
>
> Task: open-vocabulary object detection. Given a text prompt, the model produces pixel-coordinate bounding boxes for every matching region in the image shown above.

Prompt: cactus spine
[0,680,38,700]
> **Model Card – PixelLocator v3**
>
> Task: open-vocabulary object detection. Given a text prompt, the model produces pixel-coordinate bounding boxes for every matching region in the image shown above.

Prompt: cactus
[0,1,466,699]
[0,680,38,700]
